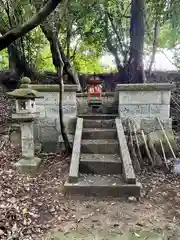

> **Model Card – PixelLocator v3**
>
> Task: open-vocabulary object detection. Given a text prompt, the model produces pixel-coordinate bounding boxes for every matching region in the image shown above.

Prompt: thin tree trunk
[148,20,158,75]
[104,11,122,71]
[52,37,72,154]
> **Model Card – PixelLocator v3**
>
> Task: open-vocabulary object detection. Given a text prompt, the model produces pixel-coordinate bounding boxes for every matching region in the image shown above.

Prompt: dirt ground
[1,142,180,239]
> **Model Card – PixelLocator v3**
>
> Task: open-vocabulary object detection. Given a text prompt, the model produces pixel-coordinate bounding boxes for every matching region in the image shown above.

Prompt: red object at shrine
[87,76,102,103]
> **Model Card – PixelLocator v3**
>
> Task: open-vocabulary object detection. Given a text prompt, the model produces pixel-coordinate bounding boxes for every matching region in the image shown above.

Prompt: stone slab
[82,128,117,139]
[116,83,175,91]
[83,119,116,129]
[64,174,141,197]
[68,118,83,183]
[31,84,79,92]
[15,156,41,174]
[81,139,119,154]
[115,118,136,184]
[80,154,122,174]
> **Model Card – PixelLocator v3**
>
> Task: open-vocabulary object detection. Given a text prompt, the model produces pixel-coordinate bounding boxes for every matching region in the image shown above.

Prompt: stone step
[64,174,141,197]
[81,139,119,154]
[79,114,118,120]
[83,119,116,129]
[80,154,122,174]
[82,128,117,139]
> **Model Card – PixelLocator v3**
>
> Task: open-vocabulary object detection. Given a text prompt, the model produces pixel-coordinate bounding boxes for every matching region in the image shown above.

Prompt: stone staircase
[64,114,141,198]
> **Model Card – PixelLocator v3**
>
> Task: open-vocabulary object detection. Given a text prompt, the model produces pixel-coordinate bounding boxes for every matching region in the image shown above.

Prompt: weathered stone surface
[62,105,77,115]
[122,118,172,134]
[81,139,119,154]
[115,118,136,184]
[119,104,150,118]
[45,105,59,118]
[32,85,77,146]
[62,92,76,103]
[38,126,59,142]
[117,83,173,122]
[15,157,41,174]
[21,122,34,140]
[64,174,141,197]
[82,128,117,139]
[36,105,45,118]
[21,138,34,158]
[119,91,162,104]
[150,104,170,118]
[68,118,83,183]
[116,83,175,91]
[80,154,122,174]
[161,91,171,104]
[147,129,178,156]
[10,129,21,145]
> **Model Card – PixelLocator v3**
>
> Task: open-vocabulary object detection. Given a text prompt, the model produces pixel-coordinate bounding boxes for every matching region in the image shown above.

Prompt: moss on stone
[115,83,175,91]
[31,84,78,92]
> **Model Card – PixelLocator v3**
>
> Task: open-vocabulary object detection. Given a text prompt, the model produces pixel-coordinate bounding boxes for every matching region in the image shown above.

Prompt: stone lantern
[7,77,42,174]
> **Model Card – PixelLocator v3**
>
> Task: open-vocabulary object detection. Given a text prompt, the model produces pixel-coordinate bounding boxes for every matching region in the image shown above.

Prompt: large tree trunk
[128,0,146,83]
[7,43,37,79]
[0,0,61,50]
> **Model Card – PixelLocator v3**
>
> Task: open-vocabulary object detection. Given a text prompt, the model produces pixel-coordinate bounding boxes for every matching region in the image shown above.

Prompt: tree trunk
[148,20,158,75]
[53,38,72,154]
[7,43,37,79]
[128,0,146,83]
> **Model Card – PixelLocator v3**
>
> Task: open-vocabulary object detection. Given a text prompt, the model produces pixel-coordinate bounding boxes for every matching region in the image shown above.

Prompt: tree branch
[0,0,61,51]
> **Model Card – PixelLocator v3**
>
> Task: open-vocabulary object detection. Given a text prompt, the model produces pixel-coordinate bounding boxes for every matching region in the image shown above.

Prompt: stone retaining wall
[31,84,78,151]
[116,83,175,120]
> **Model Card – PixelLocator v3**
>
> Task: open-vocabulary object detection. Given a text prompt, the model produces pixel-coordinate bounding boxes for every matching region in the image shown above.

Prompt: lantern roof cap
[7,77,42,99]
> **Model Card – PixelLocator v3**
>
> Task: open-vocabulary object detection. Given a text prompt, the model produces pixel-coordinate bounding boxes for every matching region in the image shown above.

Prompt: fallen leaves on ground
[1,139,180,239]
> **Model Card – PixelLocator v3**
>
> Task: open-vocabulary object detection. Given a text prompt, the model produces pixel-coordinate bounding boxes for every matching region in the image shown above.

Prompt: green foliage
[2,0,180,73]
[72,42,105,73]
[0,49,8,69]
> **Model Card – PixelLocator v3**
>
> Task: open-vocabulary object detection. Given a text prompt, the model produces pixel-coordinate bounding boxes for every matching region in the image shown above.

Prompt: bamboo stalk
[160,139,169,171]
[128,119,141,172]
[141,130,154,166]
[132,121,143,166]
[157,117,176,159]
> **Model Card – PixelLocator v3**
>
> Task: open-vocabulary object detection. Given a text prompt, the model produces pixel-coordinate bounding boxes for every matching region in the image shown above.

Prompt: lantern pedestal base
[15,156,41,175]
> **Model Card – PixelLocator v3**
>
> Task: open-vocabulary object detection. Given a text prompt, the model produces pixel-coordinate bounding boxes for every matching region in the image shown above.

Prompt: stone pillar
[115,83,175,132]
[21,122,35,159]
